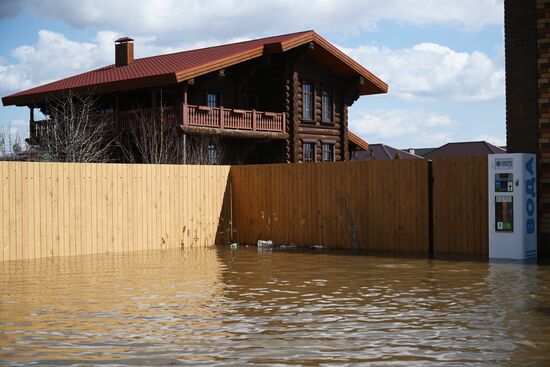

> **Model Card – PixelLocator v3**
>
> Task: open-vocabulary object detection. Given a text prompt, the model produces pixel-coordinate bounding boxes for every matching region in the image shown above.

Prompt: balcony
[29,104,287,143]
[185,105,285,133]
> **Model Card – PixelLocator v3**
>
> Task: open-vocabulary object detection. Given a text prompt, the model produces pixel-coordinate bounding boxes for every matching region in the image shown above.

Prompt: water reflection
[1,247,550,366]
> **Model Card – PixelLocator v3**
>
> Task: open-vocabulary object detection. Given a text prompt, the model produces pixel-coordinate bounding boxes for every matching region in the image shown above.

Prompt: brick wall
[537,0,550,251]
[505,0,538,154]
[505,0,550,254]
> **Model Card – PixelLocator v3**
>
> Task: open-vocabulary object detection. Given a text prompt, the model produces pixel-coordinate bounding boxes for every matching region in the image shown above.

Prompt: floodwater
[1,247,550,366]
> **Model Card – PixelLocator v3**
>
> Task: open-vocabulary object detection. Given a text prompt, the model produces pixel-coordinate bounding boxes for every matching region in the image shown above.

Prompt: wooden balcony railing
[30,105,286,142]
[186,105,285,133]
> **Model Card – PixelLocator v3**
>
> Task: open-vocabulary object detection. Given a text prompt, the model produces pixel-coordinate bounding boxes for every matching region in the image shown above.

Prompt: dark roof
[352,144,424,161]
[347,131,369,150]
[423,141,506,159]
[2,30,388,106]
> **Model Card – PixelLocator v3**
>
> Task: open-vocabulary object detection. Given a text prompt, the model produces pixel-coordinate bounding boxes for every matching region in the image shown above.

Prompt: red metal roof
[347,131,369,150]
[2,30,388,106]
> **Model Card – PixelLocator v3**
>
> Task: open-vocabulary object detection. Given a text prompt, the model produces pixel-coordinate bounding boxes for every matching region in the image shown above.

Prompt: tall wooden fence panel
[0,162,231,262]
[432,156,489,257]
[231,160,430,253]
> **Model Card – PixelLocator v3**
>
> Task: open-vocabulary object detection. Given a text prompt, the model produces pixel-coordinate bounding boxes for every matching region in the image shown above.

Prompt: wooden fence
[0,162,230,262]
[231,160,430,253]
[0,157,490,262]
[432,156,489,256]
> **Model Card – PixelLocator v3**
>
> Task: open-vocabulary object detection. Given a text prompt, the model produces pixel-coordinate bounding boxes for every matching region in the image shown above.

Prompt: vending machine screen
[495,195,513,232]
[495,173,513,192]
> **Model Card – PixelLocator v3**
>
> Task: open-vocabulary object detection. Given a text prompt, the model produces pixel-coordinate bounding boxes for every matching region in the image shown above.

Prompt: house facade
[2,30,385,164]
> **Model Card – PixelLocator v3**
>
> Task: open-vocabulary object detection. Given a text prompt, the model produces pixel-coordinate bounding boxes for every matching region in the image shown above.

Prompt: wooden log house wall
[180,44,361,163]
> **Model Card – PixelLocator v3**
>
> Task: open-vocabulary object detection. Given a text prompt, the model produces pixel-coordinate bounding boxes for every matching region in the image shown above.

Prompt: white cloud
[341,42,504,102]
[349,109,456,147]
[0,29,245,94]
[20,0,502,39]
[475,134,506,147]
[0,30,111,94]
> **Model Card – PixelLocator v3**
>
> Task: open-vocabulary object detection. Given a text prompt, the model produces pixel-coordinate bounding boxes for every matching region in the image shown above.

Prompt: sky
[0,0,505,149]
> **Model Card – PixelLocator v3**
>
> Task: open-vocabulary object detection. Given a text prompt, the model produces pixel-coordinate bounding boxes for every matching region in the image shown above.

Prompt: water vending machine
[488,153,537,260]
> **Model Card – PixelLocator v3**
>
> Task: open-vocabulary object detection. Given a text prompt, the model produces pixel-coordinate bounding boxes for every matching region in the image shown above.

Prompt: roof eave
[2,73,178,107]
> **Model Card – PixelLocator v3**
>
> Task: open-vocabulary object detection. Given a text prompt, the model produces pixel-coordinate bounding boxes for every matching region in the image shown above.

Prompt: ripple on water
[1,247,550,366]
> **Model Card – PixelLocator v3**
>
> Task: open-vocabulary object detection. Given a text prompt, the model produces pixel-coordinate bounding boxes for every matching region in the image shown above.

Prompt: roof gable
[2,30,388,106]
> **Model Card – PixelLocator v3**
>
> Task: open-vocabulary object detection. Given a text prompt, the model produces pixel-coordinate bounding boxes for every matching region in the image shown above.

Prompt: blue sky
[0,0,505,149]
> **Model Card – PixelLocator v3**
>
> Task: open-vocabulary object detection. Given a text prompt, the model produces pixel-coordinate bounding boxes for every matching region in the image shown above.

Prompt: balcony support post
[114,95,119,128]
[29,107,35,141]
[220,106,224,128]
[182,84,189,126]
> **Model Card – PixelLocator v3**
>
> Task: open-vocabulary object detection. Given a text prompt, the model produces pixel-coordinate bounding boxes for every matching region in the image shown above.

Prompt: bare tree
[116,103,187,164]
[34,93,114,163]
[186,134,225,165]
[117,102,225,165]
[0,125,26,161]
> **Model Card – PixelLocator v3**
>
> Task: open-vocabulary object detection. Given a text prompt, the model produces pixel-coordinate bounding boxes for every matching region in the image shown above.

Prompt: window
[322,143,334,162]
[206,92,220,107]
[207,144,218,164]
[302,82,313,120]
[303,142,315,162]
[321,88,332,123]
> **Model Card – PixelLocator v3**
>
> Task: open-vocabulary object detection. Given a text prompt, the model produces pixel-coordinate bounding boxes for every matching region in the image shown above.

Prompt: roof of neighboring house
[423,141,506,159]
[347,131,369,151]
[2,30,388,106]
[352,144,424,160]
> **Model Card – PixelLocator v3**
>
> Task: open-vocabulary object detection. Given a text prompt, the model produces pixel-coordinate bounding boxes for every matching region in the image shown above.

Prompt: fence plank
[432,156,489,257]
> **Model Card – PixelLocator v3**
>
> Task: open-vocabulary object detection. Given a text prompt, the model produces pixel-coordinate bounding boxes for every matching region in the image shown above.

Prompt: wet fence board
[230,160,430,253]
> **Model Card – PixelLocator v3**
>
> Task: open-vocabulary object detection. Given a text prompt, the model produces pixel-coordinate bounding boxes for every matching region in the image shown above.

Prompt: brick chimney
[115,37,134,67]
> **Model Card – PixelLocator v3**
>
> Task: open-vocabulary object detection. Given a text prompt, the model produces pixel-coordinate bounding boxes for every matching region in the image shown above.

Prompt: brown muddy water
[1,247,550,366]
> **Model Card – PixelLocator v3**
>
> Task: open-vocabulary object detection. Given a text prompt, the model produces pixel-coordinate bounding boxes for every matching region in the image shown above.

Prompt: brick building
[505,0,550,254]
